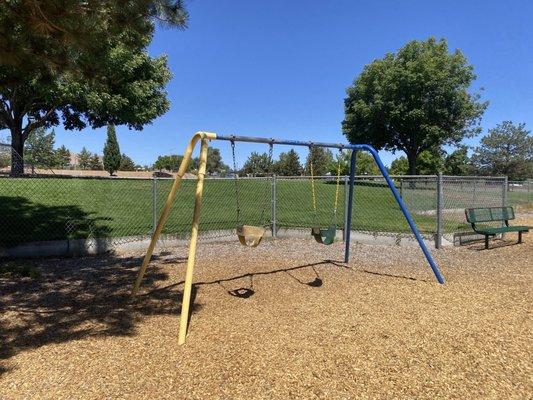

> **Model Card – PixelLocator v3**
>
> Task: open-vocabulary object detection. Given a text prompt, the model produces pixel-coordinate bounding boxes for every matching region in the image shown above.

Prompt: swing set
[131,131,445,345]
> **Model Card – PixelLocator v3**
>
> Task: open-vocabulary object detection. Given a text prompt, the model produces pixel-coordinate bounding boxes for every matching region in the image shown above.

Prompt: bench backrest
[465,206,515,224]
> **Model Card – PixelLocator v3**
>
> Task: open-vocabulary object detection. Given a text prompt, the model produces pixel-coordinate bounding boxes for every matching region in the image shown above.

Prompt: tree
[471,121,533,180]
[273,149,302,176]
[343,37,487,175]
[55,145,71,168]
[89,154,103,170]
[119,154,136,171]
[103,125,121,175]
[242,152,272,176]
[416,149,445,175]
[77,147,92,170]
[328,151,380,175]
[0,1,188,75]
[153,154,183,171]
[305,147,333,176]
[444,145,474,176]
[389,156,408,175]
[191,148,228,175]
[24,128,56,168]
[0,1,189,175]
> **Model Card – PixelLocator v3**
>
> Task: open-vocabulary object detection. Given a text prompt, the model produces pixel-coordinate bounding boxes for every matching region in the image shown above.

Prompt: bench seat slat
[476,225,530,235]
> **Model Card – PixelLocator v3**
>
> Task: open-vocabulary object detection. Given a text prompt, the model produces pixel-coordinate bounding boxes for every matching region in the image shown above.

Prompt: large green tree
[0,1,188,175]
[343,37,487,175]
[471,121,533,180]
[103,124,121,175]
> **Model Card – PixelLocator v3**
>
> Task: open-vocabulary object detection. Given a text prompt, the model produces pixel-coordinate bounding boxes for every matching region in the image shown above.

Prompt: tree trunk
[407,152,418,175]
[10,125,24,176]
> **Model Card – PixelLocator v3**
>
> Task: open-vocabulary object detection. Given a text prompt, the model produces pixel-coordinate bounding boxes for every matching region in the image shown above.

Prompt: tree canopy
[153,154,183,171]
[119,154,136,171]
[305,147,333,176]
[0,1,189,174]
[241,152,272,176]
[471,121,533,180]
[273,150,303,176]
[343,37,487,175]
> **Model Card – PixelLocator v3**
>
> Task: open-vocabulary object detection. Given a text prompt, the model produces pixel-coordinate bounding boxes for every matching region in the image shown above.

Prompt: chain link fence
[1,146,531,256]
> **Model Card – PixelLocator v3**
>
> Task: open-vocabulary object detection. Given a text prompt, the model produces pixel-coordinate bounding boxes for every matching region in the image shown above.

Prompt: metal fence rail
[1,170,531,253]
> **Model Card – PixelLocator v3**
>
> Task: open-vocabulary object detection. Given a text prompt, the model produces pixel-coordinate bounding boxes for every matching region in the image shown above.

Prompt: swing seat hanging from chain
[237,224,265,247]
[231,139,273,248]
[309,146,343,246]
[311,225,336,245]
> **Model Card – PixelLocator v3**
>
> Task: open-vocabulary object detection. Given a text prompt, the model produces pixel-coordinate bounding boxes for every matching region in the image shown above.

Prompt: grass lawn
[1,176,444,247]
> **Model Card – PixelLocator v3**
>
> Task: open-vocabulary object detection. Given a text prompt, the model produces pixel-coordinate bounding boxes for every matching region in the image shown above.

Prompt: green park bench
[465,206,531,249]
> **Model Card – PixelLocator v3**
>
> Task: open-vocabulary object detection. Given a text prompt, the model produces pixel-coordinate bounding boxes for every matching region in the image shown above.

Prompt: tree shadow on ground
[0,196,112,247]
[0,253,196,377]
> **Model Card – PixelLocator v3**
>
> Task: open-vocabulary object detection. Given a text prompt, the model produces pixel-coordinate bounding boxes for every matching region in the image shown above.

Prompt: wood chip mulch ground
[1,216,532,399]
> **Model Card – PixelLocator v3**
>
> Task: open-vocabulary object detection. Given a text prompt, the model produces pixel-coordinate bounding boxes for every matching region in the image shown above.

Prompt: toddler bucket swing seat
[309,146,343,245]
[231,139,273,247]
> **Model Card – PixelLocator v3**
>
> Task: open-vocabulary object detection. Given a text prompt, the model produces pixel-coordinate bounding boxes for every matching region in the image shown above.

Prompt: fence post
[472,178,477,205]
[502,176,508,207]
[343,176,349,242]
[152,175,157,234]
[435,173,443,249]
[399,178,403,199]
[271,174,277,237]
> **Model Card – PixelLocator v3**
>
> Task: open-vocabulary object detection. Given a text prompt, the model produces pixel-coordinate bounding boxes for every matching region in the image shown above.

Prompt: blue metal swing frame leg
[343,147,445,285]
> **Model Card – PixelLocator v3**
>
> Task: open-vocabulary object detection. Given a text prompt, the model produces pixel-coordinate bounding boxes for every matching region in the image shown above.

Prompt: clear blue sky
[47,0,533,166]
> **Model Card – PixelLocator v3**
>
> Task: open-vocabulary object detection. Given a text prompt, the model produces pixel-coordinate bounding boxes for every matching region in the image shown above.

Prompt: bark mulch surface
[1,216,532,399]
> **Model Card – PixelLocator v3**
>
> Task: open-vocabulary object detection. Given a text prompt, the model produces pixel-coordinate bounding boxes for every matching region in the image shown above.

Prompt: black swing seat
[236,225,265,248]
[311,226,336,245]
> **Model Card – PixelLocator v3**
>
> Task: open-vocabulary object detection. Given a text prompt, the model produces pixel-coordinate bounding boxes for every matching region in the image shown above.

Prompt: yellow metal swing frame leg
[131,131,215,345]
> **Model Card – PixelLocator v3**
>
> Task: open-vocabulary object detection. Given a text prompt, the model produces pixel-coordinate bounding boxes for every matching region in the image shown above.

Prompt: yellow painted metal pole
[178,137,210,345]
[131,132,216,297]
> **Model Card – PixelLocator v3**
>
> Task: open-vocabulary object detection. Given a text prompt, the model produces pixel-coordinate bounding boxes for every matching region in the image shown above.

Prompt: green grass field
[0,176,446,247]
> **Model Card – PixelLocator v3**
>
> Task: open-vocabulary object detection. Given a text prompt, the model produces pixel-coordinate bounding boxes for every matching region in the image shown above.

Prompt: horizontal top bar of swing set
[214,134,373,151]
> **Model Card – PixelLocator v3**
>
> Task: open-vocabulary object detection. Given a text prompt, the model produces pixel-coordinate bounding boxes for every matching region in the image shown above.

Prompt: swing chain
[332,148,343,225]
[309,144,318,219]
[259,142,274,225]
[231,139,241,225]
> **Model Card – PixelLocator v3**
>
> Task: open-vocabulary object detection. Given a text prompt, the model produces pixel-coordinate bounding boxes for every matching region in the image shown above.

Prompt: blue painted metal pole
[344,150,357,264]
[362,146,445,284]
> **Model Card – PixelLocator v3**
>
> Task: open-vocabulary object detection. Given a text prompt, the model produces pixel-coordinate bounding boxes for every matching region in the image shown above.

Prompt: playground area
[1,212,531,399]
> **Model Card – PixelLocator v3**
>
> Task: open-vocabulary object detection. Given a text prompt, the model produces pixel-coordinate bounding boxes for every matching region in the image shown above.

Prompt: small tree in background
[24,128,56,168]
[77,147,92,170]
[242,152,271,176]
[471,121,533,180]
[389,156,408,175]
[416,149,445,175]
[343,37,487,175]
[103,125,121,175]
[273,149,302,176]
[305,147,333,176]
[153,154,183,171]
[119,154,136,171]
[55,145,71,168]
[444,145,474,175]
[89,153,103,170]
